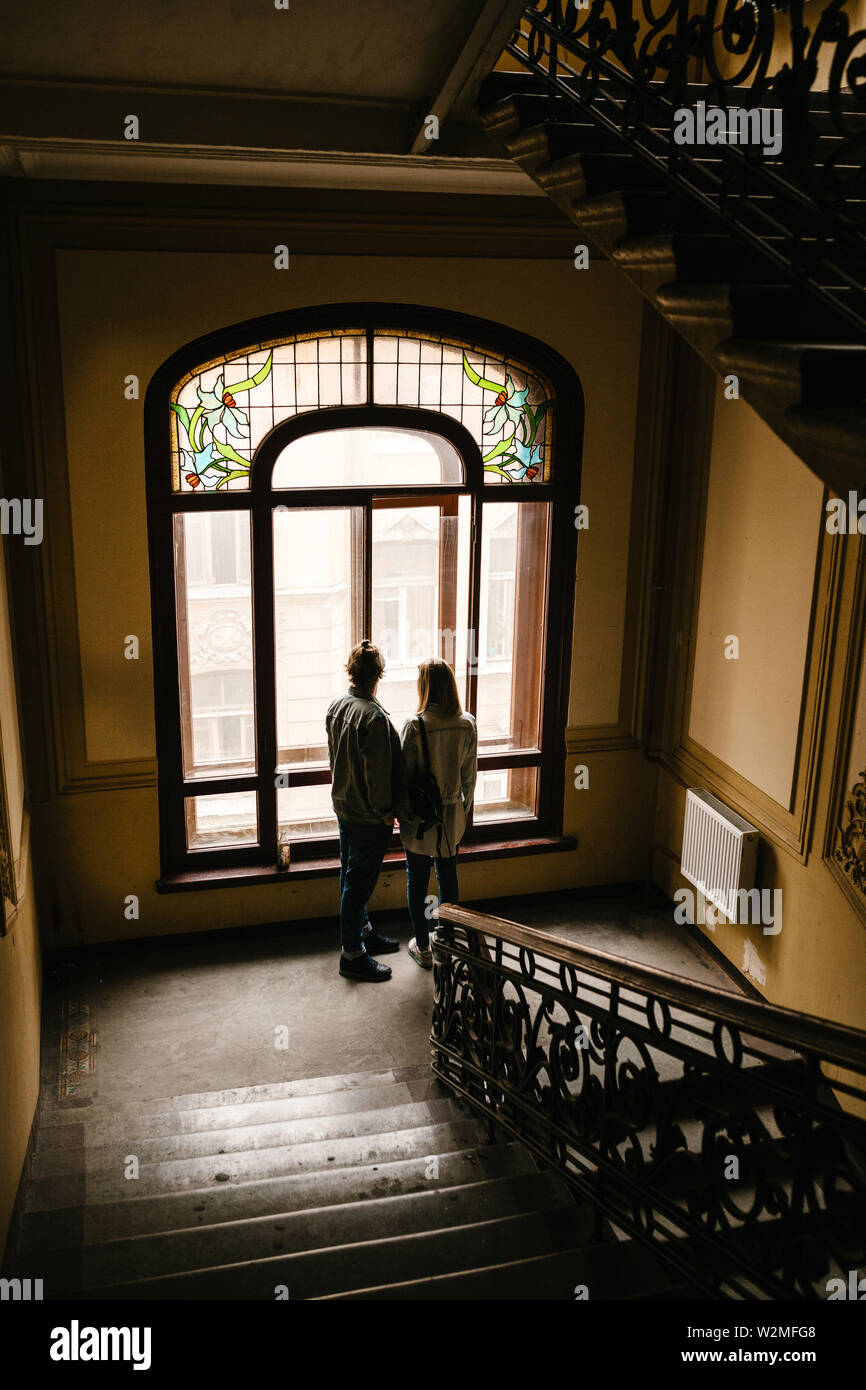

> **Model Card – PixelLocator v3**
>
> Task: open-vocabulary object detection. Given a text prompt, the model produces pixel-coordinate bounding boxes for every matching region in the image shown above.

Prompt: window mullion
[253,501,277,858]
[467,494,483,719]
[363,498,373,638]
[348,505,366,648]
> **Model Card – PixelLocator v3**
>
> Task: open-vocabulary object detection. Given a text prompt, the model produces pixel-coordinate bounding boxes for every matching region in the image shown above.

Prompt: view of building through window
[173,430,549,849]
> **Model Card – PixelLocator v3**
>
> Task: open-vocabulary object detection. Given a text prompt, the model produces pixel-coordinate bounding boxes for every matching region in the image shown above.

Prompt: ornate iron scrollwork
[504,1,866,337]
[431,913,866,1299]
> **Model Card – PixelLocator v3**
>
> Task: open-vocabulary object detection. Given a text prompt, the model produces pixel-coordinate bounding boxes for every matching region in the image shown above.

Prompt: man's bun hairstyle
[347,640,385,691]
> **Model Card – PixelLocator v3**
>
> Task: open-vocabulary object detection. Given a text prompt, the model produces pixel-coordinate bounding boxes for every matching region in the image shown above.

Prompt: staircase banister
[435,903,866,1072]
[496,0,866,342]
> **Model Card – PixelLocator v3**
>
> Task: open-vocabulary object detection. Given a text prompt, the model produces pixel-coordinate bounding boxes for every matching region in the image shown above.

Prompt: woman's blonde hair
[346,640,385,691]
[417,658,462,720]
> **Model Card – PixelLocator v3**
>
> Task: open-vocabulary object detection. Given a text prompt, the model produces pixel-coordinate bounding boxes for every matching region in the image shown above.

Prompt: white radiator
[681,788,759,922]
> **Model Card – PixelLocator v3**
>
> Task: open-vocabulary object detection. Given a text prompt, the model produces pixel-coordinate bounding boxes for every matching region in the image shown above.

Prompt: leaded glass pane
[373,333,551,484]
[170,329,551,492]
[170,332,366,492]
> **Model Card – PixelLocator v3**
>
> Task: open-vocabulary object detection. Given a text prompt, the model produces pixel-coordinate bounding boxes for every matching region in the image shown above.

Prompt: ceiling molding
[2,137,543,196]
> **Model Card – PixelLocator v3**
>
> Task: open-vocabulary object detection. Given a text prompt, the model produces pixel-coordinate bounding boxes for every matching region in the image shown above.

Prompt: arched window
[145,305,582,881]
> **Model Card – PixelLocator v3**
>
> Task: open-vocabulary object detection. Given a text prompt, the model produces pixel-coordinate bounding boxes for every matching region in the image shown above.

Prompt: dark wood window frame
[145,303,583,888]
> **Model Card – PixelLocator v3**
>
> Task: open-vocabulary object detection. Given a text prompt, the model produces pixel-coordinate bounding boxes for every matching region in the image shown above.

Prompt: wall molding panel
[824,535,866,924]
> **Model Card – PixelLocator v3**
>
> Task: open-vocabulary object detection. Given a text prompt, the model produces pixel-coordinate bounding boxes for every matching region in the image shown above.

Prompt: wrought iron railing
[431,904,866,1299]
[500,1,866,339]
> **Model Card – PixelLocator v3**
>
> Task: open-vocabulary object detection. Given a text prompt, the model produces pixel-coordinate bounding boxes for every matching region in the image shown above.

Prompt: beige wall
[689,381,823,808]
[654,765,866,1032]
[652,391,866,1031]
[38,249,647,944]
[0,555,42,1259]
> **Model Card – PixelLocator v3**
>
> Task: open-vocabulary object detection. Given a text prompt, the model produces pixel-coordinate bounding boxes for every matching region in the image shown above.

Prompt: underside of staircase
[478,73,866,496]
[14,1063,697,1301]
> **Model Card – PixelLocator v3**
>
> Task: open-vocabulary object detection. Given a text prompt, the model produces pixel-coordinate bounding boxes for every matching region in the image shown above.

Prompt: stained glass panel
[171,332,366,492]
[373,334,551,484]
[170,329,552,493]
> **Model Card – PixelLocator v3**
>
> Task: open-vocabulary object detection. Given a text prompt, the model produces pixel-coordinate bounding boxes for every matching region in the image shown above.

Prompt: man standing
[326,640,404,982]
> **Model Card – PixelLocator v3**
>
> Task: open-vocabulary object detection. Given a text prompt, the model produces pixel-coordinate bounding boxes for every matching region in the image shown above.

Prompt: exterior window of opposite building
[145,306,583,879]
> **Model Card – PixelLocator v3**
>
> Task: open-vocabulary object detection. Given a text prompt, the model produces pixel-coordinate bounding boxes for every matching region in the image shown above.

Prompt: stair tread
[18,1142,538,1250]
[318,1237,683,1301]
[85,1204,595,1300]
[31,1096,470,1178]
[39,1065,430,1123]
[36,1077,446,1150]
[55,1171,575,1289]
[24,1115,490,1210]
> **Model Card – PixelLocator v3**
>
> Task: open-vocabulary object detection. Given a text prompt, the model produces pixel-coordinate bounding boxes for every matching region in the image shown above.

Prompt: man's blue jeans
[338,819,393,957]
[405,849,459,951]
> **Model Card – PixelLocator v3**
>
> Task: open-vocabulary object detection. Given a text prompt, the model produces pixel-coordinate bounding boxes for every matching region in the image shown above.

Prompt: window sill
[156,835,577,894]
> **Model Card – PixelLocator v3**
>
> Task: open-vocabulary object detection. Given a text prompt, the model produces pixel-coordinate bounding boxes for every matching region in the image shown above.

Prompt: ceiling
[0,0,537,192]
[3,0,484,102]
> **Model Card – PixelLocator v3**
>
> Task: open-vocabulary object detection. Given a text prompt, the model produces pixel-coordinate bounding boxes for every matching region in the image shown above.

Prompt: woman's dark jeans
[405,849,459,950]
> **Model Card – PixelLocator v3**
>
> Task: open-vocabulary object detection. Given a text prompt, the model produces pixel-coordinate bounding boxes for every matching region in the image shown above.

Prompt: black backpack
[406,717,447,855]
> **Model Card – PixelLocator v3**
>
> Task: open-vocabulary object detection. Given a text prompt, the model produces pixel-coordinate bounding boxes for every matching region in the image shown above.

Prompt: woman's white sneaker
[408,937,433,970]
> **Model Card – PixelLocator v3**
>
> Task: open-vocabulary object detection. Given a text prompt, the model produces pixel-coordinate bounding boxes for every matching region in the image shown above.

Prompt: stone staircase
[478,73,866,496]
[14,1063,693,1300]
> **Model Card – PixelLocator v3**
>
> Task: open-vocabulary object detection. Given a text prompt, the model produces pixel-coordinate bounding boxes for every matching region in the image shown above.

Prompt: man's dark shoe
[340,953,392,982]
[364,927,400,955]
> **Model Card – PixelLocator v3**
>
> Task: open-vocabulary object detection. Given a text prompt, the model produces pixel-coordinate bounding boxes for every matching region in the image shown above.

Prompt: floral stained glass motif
[462,356,548,483]
[372,334,551,483]
[172,355,273,492]
[170,334,367,492]
[170,330,551,491]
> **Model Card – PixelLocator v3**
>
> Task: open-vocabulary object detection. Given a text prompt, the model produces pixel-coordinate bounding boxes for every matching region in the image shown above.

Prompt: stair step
[656,281,863,350]
[537,151,664,200]
[36,1077,445,1151]
[499,117,619,167]
[38,1065,427,1125]
[784,407,866,493]
[48,1171,574,1292]
[713,340,866,410]
[319,1235,683,1300]
[612,232,764,286]
[571,189,704,246]
[24,1115,489,1210]
[30,1096,472,1180]
[19,1142,536,1251]
[86,1204,596,1300]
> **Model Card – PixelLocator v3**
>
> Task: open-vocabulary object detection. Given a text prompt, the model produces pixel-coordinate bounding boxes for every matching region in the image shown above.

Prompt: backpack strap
[417,717,451,861]
[416,715,432,774]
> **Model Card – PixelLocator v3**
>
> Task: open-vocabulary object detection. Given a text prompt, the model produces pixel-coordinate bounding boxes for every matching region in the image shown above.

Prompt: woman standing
[400,658,478,969]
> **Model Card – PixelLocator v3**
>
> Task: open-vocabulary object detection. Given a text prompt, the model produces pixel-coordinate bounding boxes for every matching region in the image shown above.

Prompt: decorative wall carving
[189,610,253,669]
[0,734,15,936]
[835,771,866,897]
